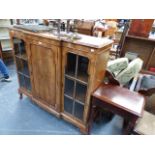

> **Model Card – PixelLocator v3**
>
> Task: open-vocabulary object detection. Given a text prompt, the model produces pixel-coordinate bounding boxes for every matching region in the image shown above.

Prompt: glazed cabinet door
[12,37,32,94]
[29,42,58,108]
[62,51,91,123]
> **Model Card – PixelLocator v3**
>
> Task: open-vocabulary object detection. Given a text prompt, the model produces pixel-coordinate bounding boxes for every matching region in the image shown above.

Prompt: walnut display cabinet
[10,27,112,133]
[61,41,112,133]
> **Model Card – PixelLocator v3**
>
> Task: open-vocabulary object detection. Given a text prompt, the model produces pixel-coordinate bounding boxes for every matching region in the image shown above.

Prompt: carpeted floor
[0,60,123,135]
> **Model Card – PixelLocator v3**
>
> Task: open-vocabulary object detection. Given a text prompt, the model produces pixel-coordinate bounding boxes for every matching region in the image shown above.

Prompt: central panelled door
[29,42,57,108]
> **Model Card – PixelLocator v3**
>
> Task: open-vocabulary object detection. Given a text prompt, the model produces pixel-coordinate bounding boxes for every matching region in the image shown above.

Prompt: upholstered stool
[134,111,155,135]
[88,84,145,134]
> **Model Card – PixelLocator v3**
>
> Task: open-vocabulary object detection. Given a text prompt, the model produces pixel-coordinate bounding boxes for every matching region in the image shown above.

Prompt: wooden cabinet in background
[128,19,154,38]
[120,35,155,70]
[75,20,95,36]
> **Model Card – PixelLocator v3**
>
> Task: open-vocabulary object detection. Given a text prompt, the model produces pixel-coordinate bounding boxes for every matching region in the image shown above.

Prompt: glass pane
[75,82,87,103]
[64,77,74,97]
[22,61,29,76]
[74,101,84,120]
[13,38,26,55]
[16,57,23,72]
[77,56,89,83]
[25,77,31,91]
[16,58,29,76]
[65,53,76,77]
[64,96,73,114]
[18,73,25,88]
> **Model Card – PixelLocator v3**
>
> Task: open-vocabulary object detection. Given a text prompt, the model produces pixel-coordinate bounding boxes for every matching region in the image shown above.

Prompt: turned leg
[19,93,23,99]
[123,118,137,135]
[80,128,89,135]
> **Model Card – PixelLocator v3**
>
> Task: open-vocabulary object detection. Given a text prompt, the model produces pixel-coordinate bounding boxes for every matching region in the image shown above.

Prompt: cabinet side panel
[83,48,110,123]
[93,49,110,90]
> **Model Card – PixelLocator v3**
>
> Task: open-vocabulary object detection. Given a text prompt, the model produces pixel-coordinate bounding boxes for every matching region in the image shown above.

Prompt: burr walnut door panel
[30,43,57,108]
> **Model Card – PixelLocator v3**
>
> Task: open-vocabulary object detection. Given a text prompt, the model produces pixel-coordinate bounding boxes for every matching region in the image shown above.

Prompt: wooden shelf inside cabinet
[18,71,30,79]
[64,94,74,100]
[17,67,30,77]
[77,73,88,83]
[64,92,85,106]
[65,70,75,78]
[65,74,88,85]
[15,53,28,61]
[64,91,85,107]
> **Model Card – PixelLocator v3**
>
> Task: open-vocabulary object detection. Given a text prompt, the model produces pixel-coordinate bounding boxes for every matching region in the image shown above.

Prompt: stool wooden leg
[87,104,95,134]
[123,118,137,135]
